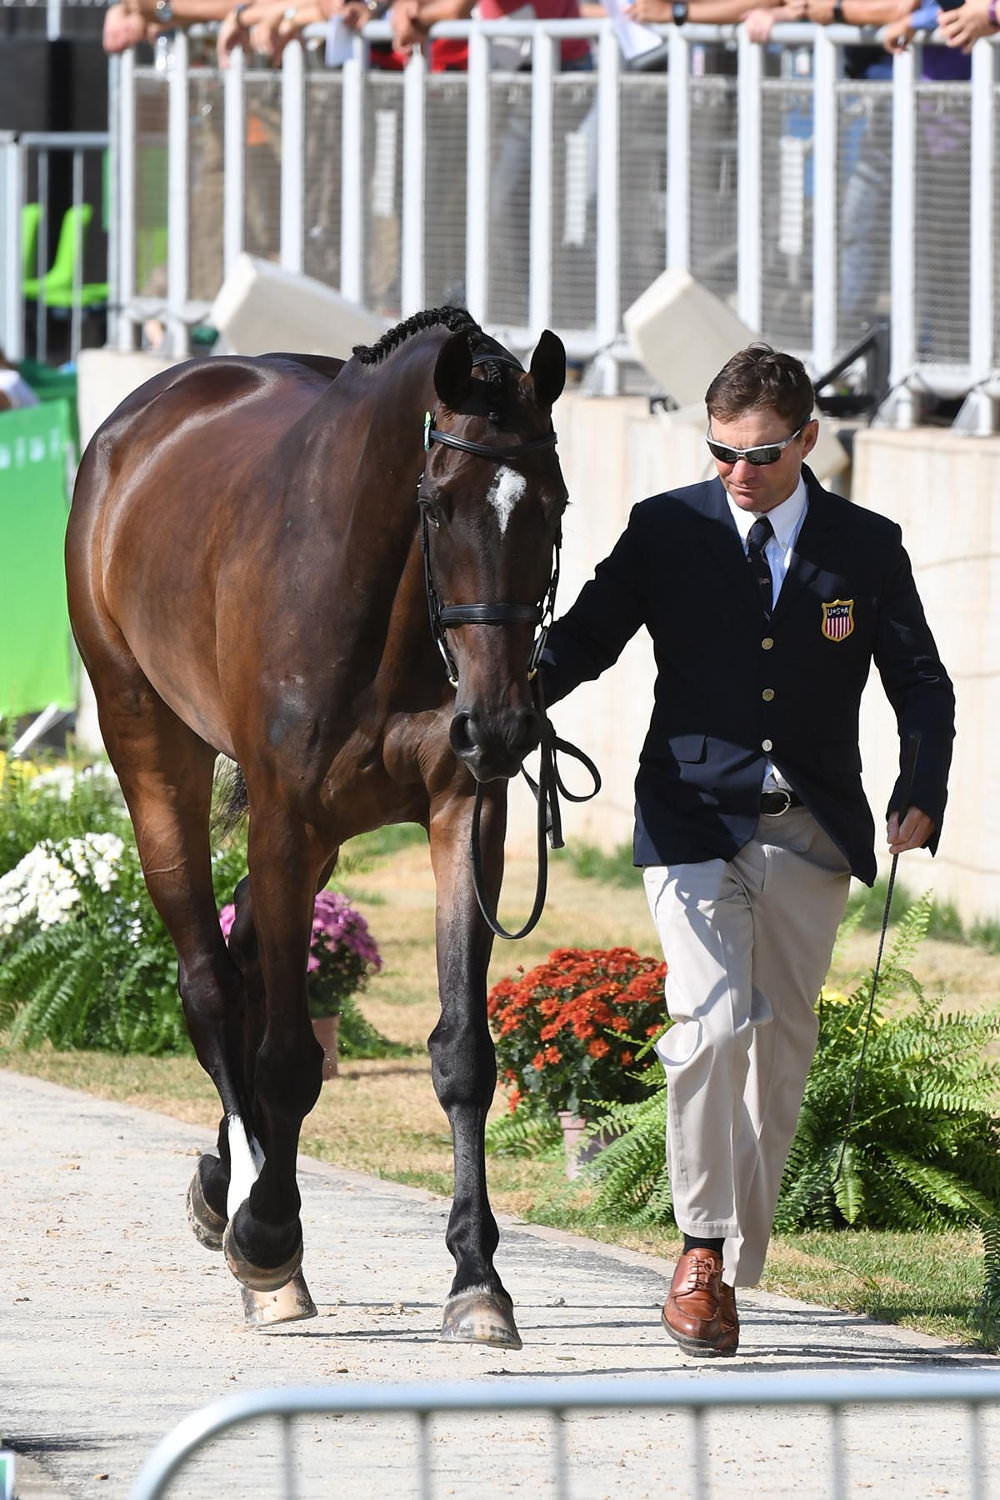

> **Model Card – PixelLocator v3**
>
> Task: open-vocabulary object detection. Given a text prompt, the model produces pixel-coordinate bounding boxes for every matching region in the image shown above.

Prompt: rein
[417,390,600,940]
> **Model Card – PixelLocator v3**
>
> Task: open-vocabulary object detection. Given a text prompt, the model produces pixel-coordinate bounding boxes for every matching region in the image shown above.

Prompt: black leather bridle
[416,375,600,940]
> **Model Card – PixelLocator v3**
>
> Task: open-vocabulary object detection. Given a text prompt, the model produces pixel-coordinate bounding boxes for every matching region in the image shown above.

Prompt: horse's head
[419,325,567,782]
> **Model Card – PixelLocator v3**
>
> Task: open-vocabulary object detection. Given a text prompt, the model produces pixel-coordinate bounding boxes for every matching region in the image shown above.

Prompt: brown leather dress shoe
[716,1279,740,1356]
[661,1248,739,1357]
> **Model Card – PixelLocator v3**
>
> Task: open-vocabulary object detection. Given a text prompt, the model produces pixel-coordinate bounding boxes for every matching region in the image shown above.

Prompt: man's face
[707,406,818,514]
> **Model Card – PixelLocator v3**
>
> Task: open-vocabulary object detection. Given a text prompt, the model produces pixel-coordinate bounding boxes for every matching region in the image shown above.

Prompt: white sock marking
[227,1114,265,1219]
[487,466,526,536]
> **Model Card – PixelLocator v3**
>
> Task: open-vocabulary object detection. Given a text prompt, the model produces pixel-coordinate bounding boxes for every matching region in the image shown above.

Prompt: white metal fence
[128,1372,1000,1500]
[3,22,998,427]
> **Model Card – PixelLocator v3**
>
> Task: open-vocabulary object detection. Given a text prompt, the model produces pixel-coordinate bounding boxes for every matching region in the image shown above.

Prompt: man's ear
[801,417,820,459]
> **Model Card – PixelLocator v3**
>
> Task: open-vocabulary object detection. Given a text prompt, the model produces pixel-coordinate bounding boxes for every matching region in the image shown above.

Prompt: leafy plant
[0,757,128,879]
[487,946,668,1124]
[0,831,185,1053]
[582,899,1000,1252]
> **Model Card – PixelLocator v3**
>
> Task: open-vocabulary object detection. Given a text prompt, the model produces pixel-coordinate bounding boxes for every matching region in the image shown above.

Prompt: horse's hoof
[223,1204,304,1293]
[440,1287,523,1350]
[186,1156,227,1252]
[241,1271,318,1331]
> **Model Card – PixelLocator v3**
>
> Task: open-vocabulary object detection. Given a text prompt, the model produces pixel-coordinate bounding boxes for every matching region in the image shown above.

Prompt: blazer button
[762,636,774,650]
[762,738,773,752]
[762,688,775,702]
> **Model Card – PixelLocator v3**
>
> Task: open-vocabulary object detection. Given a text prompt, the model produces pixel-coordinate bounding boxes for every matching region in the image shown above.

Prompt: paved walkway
[2,1070,998,1500]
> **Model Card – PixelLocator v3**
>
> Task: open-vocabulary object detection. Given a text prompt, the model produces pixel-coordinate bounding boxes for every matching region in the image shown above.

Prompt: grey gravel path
[2,1070,998,1500]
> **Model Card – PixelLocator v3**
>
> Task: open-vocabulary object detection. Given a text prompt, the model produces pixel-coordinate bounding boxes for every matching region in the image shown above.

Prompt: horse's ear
[528,329,566,409]
[433,331,474,409]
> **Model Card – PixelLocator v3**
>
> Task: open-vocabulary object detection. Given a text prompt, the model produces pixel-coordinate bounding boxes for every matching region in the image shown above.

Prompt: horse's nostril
[511,709,541,756]
[449,712,477,758]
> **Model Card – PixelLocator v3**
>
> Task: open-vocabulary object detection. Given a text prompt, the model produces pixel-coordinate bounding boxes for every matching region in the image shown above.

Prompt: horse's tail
[213,758,249,836]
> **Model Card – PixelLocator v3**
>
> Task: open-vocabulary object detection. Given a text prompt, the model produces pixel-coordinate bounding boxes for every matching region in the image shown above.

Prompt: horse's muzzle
[449,706,541,781]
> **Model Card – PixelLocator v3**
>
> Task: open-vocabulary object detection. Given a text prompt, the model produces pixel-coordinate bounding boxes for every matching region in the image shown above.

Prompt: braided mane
[352,306,480,366]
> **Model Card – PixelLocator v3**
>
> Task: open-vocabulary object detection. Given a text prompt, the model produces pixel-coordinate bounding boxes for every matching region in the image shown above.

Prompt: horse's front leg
[428,783,522,1351]
[221,811,325,1307]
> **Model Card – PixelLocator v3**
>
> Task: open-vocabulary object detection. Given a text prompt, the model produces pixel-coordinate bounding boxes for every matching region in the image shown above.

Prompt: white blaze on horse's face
[487,466,527,537]
[226,1114,265,1218]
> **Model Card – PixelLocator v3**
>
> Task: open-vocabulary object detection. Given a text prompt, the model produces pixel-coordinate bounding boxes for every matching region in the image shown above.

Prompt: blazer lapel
[772,469,838,623]
[687,477,765,619]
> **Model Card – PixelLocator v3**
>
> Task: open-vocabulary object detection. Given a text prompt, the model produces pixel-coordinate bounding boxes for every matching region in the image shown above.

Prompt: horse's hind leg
[427,785,521,1351]
[81,644,315,1321]
[220,799,325,1299]
[88,664,246,1205]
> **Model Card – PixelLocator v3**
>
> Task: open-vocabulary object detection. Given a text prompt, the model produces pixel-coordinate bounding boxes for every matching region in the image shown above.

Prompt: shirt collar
[726,474,808,550]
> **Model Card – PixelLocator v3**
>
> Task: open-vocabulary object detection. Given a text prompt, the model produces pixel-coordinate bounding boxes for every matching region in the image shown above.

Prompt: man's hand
[887,806,935,854]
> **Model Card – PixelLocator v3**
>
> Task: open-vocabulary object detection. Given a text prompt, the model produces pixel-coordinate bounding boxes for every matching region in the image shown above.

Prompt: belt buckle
[765,788,792,816]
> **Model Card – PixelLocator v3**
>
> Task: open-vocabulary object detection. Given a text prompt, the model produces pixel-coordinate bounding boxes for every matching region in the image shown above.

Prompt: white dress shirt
[725,475,808,609]
[726,476,809,790]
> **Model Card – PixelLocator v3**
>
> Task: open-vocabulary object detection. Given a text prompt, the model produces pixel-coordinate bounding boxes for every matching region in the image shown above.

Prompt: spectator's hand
[103,1,151,53]
[335,0,376,29]
[938,0,997,48]
[882,10,916,47]
[743,1,805,41]
[802,0,835,19]
[887,806,935,855]
[391,0,426,49]
[217,2,253,65]
[625,0,672,19]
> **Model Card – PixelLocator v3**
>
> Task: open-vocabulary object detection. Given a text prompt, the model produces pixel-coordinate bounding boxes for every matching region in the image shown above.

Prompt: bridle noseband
[415,354,600,941]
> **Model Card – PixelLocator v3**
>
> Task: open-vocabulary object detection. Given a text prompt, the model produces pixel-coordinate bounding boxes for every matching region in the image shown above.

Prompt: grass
[3,836,1000,1350]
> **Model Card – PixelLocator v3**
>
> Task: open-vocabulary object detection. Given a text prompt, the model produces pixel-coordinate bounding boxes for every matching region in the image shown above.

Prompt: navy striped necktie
[746,516,774,616]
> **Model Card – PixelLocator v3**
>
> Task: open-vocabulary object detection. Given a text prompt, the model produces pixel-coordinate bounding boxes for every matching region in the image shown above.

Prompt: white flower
[0,832,125,934]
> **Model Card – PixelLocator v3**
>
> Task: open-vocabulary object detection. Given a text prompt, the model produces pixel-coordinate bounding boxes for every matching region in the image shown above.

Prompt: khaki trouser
[643,806,852,1288]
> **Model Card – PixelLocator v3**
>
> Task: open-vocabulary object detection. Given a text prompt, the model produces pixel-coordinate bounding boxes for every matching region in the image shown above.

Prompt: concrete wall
[73,355,1000,924]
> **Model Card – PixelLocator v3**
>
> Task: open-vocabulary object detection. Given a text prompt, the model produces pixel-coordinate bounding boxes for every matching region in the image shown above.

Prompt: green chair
[23,203,109,309]
[20,203,42,281]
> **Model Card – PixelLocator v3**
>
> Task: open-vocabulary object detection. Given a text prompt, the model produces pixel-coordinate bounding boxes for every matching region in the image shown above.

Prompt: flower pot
[312,1014,340,1080]
[557,1110,614,1180]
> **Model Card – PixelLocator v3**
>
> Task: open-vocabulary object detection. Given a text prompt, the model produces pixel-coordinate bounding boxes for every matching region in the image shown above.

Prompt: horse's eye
[419,495,444,529]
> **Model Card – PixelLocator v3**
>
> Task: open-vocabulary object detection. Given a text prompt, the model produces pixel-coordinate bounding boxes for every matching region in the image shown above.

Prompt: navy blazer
[541,467,955,885]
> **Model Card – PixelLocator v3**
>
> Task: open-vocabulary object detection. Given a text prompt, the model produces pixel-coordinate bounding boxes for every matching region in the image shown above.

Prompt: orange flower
[544,1045,561,1064]
[588,1038,611,1059]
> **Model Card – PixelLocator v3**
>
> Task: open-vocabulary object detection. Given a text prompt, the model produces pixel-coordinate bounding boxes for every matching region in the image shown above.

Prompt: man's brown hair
[705,343,815,432]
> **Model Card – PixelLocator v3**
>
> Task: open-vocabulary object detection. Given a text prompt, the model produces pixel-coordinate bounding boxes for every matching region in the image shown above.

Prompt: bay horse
[65,307,568,1347]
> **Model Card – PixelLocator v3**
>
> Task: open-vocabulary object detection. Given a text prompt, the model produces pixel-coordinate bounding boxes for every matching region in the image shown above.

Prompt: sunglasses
[705,424,805,467]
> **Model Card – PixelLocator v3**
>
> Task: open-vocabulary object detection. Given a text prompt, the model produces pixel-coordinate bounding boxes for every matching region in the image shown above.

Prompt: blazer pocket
[669,733,708,763]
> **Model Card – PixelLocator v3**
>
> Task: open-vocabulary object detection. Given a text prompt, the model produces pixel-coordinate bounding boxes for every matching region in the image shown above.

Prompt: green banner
[0,400,75,720]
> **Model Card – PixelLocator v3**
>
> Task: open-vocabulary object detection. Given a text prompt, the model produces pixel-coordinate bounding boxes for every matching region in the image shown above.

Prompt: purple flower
[218,889,381,1015]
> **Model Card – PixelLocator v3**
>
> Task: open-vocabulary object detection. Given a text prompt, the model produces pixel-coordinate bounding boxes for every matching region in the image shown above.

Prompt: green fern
[578,894,1000,1337]
[485,1104,562,1158]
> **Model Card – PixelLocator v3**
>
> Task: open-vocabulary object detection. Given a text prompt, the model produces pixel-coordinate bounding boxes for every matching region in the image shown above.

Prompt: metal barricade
[129,1371,1000,1500]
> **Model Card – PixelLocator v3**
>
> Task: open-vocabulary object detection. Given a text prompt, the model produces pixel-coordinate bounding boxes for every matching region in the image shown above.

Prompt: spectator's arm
[630,0,778,20]
[801,0,915,20]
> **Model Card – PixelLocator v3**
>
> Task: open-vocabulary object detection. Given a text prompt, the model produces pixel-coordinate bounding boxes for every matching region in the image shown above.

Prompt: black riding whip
[829,728,922,1190]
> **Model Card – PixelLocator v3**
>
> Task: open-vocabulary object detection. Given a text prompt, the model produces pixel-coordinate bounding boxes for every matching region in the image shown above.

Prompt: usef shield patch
[821,599,855,641]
